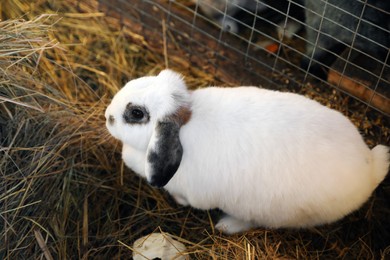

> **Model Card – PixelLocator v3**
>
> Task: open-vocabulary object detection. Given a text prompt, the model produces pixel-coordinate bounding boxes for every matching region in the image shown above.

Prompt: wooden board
[328,49,390,115]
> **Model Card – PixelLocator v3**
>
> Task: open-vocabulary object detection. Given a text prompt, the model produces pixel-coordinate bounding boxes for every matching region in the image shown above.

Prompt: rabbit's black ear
[146,108,191,188]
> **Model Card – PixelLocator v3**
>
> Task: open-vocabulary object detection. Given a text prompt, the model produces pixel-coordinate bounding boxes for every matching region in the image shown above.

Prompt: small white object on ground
[132,232,187,260]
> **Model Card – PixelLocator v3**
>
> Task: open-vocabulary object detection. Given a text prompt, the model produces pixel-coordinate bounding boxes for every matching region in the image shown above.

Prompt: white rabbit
[105,69,389,234]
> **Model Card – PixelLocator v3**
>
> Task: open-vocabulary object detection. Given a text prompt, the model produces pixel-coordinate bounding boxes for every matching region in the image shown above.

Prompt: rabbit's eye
[124,103,149,124]
[131,108,144,119]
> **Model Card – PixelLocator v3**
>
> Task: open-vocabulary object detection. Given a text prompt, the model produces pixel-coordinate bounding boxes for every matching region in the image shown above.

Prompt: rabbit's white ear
[146,107,191,187]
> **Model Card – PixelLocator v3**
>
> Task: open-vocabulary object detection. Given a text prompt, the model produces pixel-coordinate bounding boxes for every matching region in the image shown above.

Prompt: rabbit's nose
[107,115,115,125]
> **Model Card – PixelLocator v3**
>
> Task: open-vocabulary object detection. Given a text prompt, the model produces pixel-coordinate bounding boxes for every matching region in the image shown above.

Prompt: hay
[0,1,389,259]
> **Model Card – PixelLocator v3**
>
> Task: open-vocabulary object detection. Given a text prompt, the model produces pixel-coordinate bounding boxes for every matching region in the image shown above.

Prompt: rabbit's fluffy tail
[371,145,390,187]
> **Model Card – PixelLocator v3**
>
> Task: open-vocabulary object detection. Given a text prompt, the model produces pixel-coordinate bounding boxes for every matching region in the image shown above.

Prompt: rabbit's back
[168,87,377,227]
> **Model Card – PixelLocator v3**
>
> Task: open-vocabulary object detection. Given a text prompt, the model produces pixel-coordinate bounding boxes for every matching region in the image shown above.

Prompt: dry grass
[0,1,389,259]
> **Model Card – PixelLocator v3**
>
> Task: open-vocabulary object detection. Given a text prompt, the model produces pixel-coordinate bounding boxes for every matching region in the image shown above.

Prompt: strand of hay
[0,0,389,259]
[0,13,112,259]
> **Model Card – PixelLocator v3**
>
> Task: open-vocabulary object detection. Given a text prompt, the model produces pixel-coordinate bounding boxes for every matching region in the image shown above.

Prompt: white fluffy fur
[105,69,390,234]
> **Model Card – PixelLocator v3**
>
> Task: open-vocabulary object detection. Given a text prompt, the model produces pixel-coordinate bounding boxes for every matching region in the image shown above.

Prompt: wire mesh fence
[100,0,389,116]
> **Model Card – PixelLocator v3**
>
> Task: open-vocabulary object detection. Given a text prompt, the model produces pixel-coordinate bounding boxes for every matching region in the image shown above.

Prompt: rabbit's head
[105,70,191,187]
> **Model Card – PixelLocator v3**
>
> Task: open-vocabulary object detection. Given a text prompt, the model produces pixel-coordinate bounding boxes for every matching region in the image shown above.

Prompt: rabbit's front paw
[172,194,189,206]
[215,215,256,234]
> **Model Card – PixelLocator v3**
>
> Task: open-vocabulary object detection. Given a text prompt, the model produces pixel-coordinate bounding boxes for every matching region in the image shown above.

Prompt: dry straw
[0,1,389,259]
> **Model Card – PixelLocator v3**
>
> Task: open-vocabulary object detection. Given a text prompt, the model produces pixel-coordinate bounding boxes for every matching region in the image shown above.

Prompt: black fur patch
[147,120,183,188]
